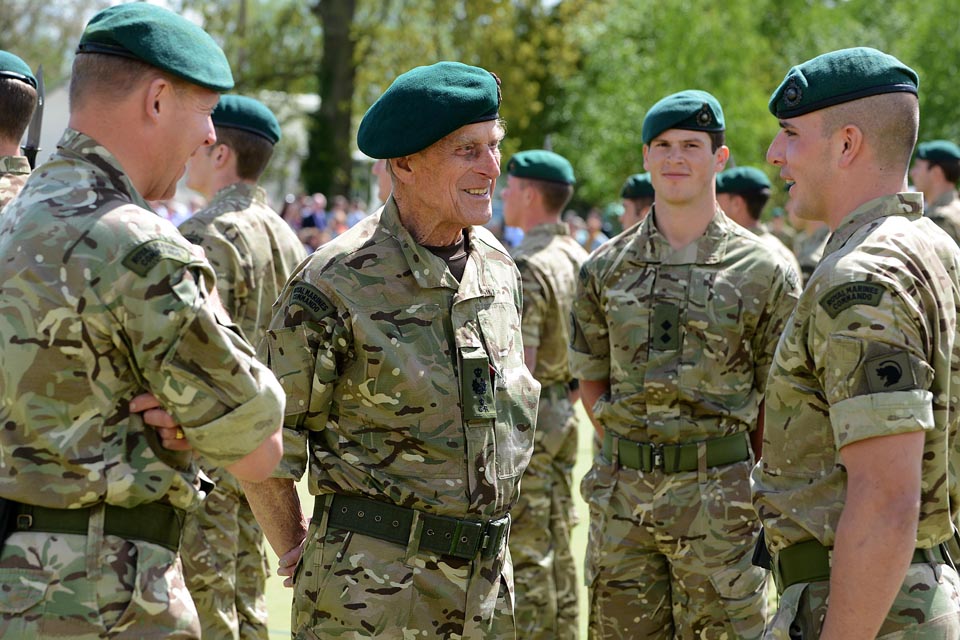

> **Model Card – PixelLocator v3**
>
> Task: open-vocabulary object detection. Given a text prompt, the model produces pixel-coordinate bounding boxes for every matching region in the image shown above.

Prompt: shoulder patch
[122,239,192,277]
[864,350,917,393]
[818,282,885,319]
[289,282,336,322]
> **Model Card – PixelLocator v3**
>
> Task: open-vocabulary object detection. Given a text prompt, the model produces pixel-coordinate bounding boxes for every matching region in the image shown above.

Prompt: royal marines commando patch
[122,239,191,276]
[819,281,885,318]
[289,282,335,322]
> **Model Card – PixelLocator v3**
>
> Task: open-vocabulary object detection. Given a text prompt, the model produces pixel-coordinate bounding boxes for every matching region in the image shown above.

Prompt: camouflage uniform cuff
[272,427,308,480]
[189,370,285,467]
[829,390,933,450]
[567,350,609,383]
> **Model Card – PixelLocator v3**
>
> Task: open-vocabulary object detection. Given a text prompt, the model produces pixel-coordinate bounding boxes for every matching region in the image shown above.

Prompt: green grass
[263,405,596,638]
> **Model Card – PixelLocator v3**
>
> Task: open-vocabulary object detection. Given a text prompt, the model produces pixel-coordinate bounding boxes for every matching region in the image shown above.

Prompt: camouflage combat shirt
[569,207,800,443]
[925,189,960,246]
[0,129,285,512]
[0,155,30,211]
[261,198,540,519]
[757,225,803,284]
[792,224,830,285]
[752,193,960,553]
[179,182,307,350]
[513,222,588,387]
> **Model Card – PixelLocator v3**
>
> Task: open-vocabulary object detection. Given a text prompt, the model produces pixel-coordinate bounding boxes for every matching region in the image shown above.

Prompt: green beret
[769,47,918,118]
[77,3,234,92]
[0,50,36,89]
[642,90,724,145]
[357,61,500,159]
[716,167,771,194]
[507,150,575,184]
[620,173,654,199]
[213,95,281,144]
[916,140,960,164]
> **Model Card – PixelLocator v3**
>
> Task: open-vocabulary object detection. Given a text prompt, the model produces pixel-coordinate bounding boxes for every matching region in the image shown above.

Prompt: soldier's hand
[130,392,192,452]
[277,536,307,588]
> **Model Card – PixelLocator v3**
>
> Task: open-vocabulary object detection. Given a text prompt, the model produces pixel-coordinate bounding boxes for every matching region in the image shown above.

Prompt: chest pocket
[349,303,463,478]
[603,264,657,390]
[477,302,538,479]
[681,269,754,395]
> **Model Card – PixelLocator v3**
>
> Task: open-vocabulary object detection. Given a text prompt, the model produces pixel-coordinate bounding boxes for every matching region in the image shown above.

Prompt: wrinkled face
[409,120,504,230]
[909,157,933,195]
[766,110,833,223]
[500,174,528,228]
[643,129,727,207]
[149,84,219,201]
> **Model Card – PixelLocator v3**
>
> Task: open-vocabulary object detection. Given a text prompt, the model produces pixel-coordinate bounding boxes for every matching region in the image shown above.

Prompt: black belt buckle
[480,515,510,559]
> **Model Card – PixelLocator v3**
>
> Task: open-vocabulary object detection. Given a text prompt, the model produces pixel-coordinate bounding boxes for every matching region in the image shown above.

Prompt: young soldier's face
[643,129,727,208]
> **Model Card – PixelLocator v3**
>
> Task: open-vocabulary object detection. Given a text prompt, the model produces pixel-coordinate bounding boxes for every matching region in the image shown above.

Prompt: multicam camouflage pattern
[570,208,800,638]
[752,193,960,634]
[791,223,830,285]
[179,181,305,640]
[757,226,803,284]
[0,529,200,639]
[509,222,586,638]
[924,189,960,246]
[766,565,960,639]
[0,130,284,633]
[0,155,29,211]
[581,458,769,639]
[262,198,540,638]
[180,484,270,640]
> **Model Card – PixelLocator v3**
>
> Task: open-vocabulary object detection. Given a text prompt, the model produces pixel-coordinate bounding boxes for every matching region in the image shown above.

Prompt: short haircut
[70,52,180,111]
[708,131,725,153]
[736,189,771,221]
[820,92,918,174]
[213,126,274,181]
[0,77,37,144]
[525,177,574,214]
[930,158,960,185]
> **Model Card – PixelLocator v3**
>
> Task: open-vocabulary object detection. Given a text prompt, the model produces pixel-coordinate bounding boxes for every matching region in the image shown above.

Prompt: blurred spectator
[576,207,608,251]
[347,198,367,227]
[280,193,302,230]
[298,226,330,254]
[301,192,327,230]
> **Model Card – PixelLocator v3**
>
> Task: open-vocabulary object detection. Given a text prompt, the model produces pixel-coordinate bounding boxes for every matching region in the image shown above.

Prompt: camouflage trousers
[582,455,769,639]
[291,516,516,639]
[765,563,960,639]
[181,472,270,640]
[0,529,199,639]
[511,389,580,639]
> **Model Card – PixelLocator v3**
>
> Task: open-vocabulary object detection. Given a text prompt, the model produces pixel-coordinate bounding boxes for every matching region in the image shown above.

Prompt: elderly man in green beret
[716,166,802,280]
[500,149,587,639]
[910,139,960,245]
[0,5,285,639]
[0,50,38,211]
[752,46,960,638]
[620,171,655,229]
[241,61,539,639]
[570,89,800,639]
[179,95,306,640]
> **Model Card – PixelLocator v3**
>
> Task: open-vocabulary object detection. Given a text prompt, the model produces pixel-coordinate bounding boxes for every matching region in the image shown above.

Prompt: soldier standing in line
[500,149,588,639]
[0,50,37,210]
[716,165,803,280]
[619,172,655,230]
[789,207,830,286]
[570,89,800,639]
[0,4,284,638]
[909,139,960,244]
[179,94,307,640]
[752,47,960,638]
[241,61,540,639]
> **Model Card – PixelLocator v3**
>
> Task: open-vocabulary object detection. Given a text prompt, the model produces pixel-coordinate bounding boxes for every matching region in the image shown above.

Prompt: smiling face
[766,110,835,224]
[643,129,727,208]
[405,119,504,236]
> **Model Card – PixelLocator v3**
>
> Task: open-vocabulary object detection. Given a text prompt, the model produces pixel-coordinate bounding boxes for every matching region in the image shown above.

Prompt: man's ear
[212,142,231,169]
[143,76,174,124]
[836,124,864,169]
[390,155,416,185]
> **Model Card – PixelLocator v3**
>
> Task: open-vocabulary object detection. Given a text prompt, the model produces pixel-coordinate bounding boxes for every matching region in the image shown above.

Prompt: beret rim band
[0,69,37,89]
[774,82,918,118]
[214,122,278,145]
